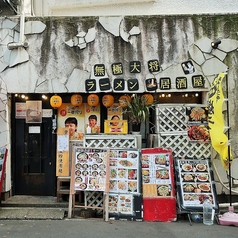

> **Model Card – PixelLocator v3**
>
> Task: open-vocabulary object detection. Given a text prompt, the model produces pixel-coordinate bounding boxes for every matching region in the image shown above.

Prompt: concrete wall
[31,0,238,17]
[1,14,238,194]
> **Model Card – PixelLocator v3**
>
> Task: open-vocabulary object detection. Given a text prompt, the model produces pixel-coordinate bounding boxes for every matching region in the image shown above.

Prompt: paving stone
[0,207,66,220]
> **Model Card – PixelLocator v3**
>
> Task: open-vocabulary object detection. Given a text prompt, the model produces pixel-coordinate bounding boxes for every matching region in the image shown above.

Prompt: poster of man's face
[57,103,85,140]
[57,103,101,139]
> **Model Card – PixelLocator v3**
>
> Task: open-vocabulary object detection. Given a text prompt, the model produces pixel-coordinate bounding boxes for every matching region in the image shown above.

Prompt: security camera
[211,39,221,49]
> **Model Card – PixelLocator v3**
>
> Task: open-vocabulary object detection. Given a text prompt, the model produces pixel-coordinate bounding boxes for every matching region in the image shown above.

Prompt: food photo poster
[186,106,210,142]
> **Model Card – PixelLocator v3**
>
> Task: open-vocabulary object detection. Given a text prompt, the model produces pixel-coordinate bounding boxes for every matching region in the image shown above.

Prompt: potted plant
[119,94,155,133]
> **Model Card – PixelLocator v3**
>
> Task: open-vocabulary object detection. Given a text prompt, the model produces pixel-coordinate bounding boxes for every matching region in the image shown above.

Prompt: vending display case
[141,148,177,222]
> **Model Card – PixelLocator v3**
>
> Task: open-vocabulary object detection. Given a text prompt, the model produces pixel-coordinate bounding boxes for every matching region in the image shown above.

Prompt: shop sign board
[108,149,142,220]
[109,149,140,195]
[141,148,177,222]
[141,148,175,198]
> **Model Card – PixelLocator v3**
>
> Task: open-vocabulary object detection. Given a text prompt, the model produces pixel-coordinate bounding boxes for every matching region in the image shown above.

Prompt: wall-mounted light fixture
[42,94,48,100]
[211,39,221,49]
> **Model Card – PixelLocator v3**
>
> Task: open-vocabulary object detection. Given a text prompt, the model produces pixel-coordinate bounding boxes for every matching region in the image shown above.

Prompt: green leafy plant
[120,94,156,125]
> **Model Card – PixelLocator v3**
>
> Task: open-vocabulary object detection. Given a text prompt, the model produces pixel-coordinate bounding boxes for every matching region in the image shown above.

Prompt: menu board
[56,128,69,176]
[141,148,175,198]
[72,148,109,191]
[109,149,140,194]
[176,158,219,212]
[108,193,133,214]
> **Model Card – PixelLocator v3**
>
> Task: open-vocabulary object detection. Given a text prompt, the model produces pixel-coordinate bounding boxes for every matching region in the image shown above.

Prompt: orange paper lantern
[102,94,114,108]
[50,95,62,108]
[71,94,83,106]
[87,94,99,107]
[141,94,154,105]
[119,95,131,108]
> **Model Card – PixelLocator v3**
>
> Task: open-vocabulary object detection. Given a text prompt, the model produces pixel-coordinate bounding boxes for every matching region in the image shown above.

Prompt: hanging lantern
[87,94,99,107]
[119,95,131,108]
[71,94,83,106]
[141,94,154,105]
[50,95,62,108]
[102,94,114,108]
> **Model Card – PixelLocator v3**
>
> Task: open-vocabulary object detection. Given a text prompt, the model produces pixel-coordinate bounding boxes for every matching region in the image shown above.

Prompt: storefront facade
[1,1,238,200]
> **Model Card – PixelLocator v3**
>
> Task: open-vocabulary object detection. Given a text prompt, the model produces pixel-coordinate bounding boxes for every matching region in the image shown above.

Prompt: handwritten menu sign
[176,158,218,209]
[141,148,175,198]
[109,149,140,194]
[58,134,69,151]
[73,148,108,191]
[56,128,69,176]
[108,194,133,214]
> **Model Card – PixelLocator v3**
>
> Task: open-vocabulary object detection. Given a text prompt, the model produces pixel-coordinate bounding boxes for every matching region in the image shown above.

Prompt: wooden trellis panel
[155,104,211,159]
[158,133,211,158]
[84,135,138,148]
[85,191,104,208]
[156,105,187,133]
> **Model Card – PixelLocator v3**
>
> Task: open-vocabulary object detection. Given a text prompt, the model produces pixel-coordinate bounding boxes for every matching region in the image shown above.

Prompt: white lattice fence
[155,104,211,159]
[158,133,211,158]
[85,191,104,208]
[156,105,187,133]
[84,135,138,148]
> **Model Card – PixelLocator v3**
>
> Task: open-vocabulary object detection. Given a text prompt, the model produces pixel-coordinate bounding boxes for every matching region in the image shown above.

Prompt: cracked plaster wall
[1,14,238,193]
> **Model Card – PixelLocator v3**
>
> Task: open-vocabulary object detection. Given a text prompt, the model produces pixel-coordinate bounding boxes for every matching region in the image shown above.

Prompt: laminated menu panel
[109,194,143,221]
[175,157,219,214]
[108,149,142,221]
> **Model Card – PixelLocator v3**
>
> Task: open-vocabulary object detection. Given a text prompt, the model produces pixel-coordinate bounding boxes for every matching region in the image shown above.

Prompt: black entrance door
[13,96,56,196]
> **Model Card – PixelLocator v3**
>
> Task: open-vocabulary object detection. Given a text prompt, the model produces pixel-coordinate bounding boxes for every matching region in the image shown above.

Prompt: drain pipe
[7,0,28,50]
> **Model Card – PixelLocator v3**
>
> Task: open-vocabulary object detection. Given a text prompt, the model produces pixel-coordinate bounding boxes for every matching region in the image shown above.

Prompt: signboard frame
[68,146,110,220]
[175,157,219,223]
[108,148,142,220]
[141,148,177,222]
[141,148,175,198]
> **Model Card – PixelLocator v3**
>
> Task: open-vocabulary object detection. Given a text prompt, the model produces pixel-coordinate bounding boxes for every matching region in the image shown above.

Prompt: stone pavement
[0,218,238,238]
[0,196,238,238]
[0,195,234,220]
[0,195,67,220]
[0,207,66,220]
